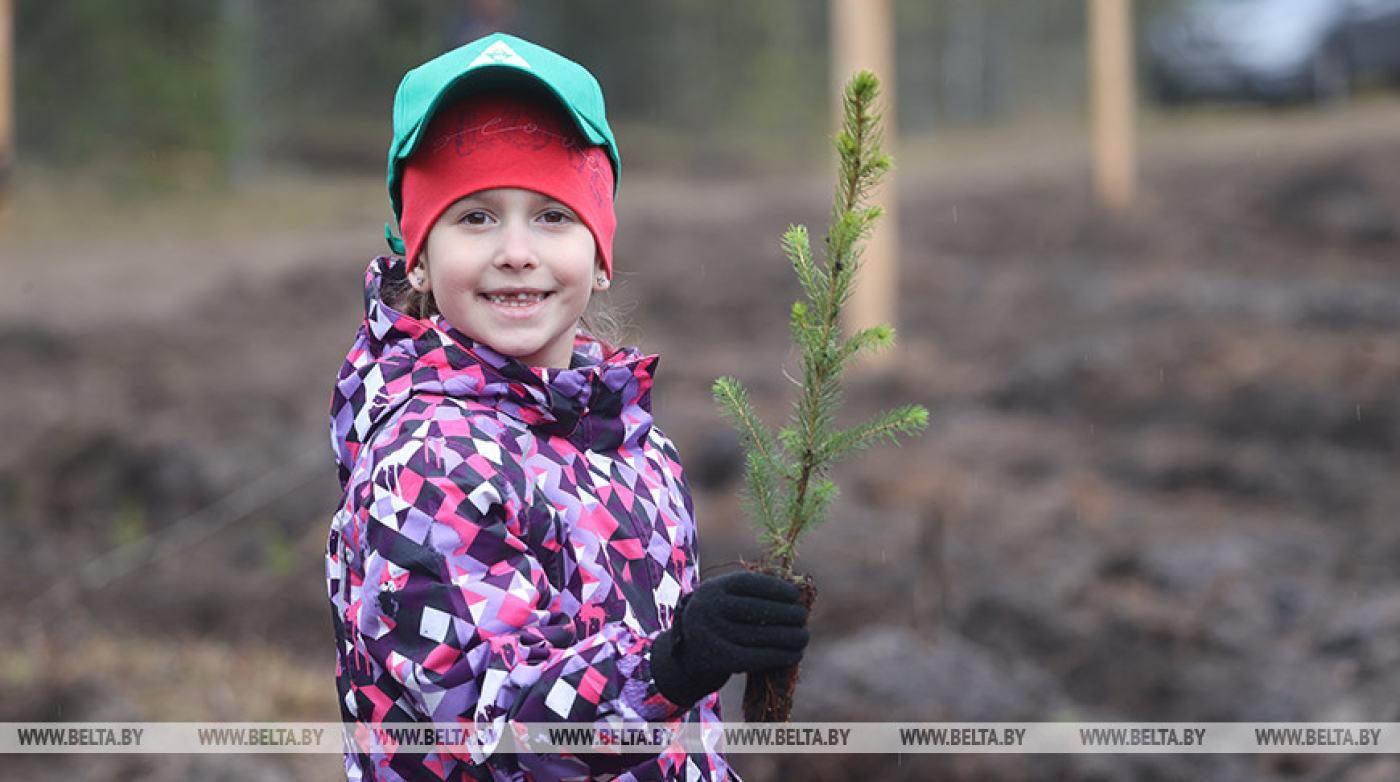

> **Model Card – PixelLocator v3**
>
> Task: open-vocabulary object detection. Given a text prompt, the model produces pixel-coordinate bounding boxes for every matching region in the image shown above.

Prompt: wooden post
[0,0,13,222]
[832,0,900,344]
[1088,0,1137,211]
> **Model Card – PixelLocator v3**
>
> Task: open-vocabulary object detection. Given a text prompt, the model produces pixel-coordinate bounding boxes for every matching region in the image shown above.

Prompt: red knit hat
[399,91,617,275]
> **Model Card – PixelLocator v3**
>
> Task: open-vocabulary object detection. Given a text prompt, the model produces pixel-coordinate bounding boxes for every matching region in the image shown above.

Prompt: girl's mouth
[482,291,550,308]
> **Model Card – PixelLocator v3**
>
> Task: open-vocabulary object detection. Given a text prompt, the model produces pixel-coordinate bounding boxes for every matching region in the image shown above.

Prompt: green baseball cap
[384,33,621,255]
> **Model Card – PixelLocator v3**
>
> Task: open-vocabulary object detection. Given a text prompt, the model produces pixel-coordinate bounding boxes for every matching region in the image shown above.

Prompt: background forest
[14,0,1188,180]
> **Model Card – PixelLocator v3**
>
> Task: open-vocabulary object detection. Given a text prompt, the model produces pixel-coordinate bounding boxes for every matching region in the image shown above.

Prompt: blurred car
[1145,0,1400,104]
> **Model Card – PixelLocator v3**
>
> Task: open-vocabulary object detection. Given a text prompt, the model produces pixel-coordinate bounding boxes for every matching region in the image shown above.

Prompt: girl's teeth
[488,293,544,306]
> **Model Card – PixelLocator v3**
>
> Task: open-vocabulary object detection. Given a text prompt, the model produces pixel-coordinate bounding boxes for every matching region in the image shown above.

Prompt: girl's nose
[494,219,537,269]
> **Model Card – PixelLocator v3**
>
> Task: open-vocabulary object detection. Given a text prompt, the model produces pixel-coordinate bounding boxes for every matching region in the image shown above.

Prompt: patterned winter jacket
[327,257,732,781]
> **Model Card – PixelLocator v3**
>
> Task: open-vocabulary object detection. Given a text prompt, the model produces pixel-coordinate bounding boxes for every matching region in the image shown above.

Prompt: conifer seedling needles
[713,71,929,721]
[714,70,928,579]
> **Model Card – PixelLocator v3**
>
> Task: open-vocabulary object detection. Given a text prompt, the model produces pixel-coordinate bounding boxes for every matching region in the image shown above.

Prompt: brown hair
[381,272,439,319]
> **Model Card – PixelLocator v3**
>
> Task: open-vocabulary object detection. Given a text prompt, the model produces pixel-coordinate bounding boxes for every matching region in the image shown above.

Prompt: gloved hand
[650,571,810,710]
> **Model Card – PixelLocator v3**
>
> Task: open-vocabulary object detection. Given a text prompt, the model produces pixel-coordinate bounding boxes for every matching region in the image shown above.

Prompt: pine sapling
[713,71,929,723]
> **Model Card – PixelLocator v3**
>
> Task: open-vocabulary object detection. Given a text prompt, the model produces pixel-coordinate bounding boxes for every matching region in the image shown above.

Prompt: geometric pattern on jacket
[327,257,734,781]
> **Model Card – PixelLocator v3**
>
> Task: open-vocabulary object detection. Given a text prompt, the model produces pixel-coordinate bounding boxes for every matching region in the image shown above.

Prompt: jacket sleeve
[347,433,695,764]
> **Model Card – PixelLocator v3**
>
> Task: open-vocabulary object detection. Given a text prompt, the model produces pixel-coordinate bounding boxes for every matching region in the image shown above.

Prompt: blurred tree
[941,0,1006,122]
[16,0,224,169]
[534,0,826,134]
[220,0,259,184]
[13,0,457,179]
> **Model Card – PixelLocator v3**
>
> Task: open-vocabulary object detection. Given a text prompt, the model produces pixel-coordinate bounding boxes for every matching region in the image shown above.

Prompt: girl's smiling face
[410,187,606,368]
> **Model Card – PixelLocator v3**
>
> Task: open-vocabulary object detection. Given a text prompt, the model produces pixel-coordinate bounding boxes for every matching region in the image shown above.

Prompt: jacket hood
[330,256,657,487]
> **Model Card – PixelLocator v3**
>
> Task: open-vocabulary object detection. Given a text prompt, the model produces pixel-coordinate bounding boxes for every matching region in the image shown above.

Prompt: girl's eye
[459,210,490,225]
[540,209,574,224]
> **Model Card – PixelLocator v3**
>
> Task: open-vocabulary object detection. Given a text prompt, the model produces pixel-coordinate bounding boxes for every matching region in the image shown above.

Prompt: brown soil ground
[3,98,1399,781]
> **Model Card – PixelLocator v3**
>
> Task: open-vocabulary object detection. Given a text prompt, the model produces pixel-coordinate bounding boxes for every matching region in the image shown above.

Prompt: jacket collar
[331,257,657,484]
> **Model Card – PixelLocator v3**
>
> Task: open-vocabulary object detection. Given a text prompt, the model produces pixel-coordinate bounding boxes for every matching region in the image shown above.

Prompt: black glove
[651,571,810,710]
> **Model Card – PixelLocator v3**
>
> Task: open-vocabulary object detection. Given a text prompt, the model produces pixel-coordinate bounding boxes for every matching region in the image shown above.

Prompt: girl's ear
[408,255,432,293]
[592,259,611,292]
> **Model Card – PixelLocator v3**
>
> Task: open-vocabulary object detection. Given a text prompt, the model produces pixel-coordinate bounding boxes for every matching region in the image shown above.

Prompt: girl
[326,33,808,781]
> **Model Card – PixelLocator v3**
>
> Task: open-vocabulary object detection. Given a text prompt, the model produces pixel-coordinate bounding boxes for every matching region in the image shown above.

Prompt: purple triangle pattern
[327,258,733,780]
